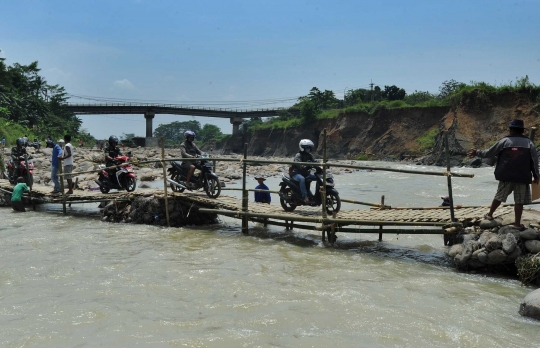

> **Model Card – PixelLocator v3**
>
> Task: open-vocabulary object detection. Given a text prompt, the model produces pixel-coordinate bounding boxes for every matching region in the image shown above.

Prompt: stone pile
[448,218,540,284]
[100,196,218,227]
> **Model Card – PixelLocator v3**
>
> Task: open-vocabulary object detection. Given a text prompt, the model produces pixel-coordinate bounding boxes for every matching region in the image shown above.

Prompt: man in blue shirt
[51,140,63,194]
[254,176,271,204]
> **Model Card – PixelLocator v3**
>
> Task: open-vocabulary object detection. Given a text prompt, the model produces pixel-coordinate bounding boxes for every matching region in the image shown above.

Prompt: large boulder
[520,288,540,320]
[463,157,482,168]
[485,236,503,251]
[520,229,539,240]
[448,244,463,258]
[485,249,507,264]
[525,240,540,254]
[478,231,496,245]
[479,219,500,229]
[502,233,517,254]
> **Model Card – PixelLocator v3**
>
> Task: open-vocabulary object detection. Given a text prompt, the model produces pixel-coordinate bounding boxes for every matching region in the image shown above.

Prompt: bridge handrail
[56,156,474,178]
[66,102,289,113]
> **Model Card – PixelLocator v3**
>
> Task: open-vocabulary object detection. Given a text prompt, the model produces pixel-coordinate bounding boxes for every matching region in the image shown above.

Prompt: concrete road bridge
[66,103,293,140]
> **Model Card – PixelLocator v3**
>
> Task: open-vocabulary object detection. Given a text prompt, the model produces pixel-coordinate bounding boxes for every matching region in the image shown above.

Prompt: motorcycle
[95,153,136,193]
[279,166,341,214]
[46,139,55,148]
[6,155,34,187]
[28,140,41,150]
[167,154,221,198]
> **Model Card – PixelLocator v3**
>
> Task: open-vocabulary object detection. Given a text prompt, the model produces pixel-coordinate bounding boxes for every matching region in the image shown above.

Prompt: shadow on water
[219,222,453,268]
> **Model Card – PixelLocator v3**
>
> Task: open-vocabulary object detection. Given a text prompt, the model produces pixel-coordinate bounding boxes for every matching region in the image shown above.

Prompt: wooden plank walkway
[0,179,512,225]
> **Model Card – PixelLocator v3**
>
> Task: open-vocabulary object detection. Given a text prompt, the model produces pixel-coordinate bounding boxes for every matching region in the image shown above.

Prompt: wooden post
[242,143,248,234]
[321,129,328,240]
[58,160,66,214]
[160,137,170,227]
[24,155,35,210]
[529,126,537,142]
[444,132,455,223]
[378,195,385,242]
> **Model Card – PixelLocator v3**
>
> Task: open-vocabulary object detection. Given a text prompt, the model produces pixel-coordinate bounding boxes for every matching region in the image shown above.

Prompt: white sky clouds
[113,79,135,90]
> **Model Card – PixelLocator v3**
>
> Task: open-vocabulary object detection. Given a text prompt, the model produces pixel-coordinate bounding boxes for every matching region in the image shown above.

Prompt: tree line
[0,54,94,146]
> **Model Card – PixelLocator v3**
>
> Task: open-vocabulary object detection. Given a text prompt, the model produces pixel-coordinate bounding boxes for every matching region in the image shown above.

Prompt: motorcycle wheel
[170,174,185,193]
[205,177,221,199]
[100,184,110,194]
[279,187,297,212]
[325,192,341,214]
[125,177,136,192]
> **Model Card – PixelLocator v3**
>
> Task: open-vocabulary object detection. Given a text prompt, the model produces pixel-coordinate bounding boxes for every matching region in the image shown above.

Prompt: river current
[1,162,539,347]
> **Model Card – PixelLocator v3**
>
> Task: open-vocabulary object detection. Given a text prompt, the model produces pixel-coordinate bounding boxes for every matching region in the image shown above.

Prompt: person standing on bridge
[180,130,202,190]
[58,135,74,194]
[50,139,63,194]
[467,119,540,230]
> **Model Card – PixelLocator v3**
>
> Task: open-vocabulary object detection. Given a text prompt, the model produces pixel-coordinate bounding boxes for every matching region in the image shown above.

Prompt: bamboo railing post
[58,160,66,214]
[160,137,170,227]
[24,155,34,210]
[378,195,385,242]
[444,132,455,223]
[242,143,248,235]
[529,126,537,142]
[321,129,328,241]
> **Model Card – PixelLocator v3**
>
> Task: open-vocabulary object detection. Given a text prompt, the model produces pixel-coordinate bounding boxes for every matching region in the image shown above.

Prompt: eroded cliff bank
[224,92,540,164]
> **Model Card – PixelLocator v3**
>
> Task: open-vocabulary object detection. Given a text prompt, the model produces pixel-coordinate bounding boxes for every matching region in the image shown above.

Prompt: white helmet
[299,139,314,152]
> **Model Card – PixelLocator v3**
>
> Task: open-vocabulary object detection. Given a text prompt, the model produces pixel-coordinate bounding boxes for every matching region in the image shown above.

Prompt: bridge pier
[144,112,155,137]
[230,117,243,135]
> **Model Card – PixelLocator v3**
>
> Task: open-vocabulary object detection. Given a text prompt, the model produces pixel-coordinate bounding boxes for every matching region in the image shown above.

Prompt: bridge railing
[67,102,290,113]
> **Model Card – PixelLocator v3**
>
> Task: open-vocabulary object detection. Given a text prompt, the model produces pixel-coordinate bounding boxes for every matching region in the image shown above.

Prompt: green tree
[300,100,317,124]
[382,85,406,101]
[439,79,465,98]
[154,120,201,145]
[198,124,223,143]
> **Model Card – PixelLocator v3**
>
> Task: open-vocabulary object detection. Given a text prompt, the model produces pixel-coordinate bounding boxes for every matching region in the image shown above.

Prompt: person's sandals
[483,213,494,220]
[304,197,310,204]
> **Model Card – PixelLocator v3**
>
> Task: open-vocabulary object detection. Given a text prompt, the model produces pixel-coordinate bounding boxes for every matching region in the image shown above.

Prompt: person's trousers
[293,173,316,198]
[12,200,25,212]
[51,165,60,191]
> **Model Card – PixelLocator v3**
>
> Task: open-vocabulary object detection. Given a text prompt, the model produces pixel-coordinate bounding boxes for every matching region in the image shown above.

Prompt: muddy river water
[1,162,538,347]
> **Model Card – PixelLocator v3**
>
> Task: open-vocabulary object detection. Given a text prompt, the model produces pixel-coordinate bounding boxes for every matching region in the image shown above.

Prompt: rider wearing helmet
[105,135,123,182]
[9,138,28,179]
[292,139,318,204]
[180,130,202,189]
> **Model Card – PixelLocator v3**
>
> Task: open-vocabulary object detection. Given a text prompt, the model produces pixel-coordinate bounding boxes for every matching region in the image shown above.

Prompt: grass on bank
[244,76,540,132]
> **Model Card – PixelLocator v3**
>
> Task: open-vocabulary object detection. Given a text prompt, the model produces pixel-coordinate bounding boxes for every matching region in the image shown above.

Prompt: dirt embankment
[223,92,540,163]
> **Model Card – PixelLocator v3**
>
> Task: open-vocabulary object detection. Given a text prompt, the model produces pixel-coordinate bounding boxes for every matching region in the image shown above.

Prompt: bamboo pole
[340,198,391,208]
[241,143,248,235]
[444,132,455,222]
[378,195,384,242]
[529,126,537,142]
[160,137,170,227]
[55,157,475,178]
[197,208,462,227]
[24,155,35,210]
[321,129,328,241]
[58,160,66,214]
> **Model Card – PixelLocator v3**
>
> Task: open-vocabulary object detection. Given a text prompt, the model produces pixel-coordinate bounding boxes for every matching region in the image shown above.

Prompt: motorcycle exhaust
[166,178,188,190]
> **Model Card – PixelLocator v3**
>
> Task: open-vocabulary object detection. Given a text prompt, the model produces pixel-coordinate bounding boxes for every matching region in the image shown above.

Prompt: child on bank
[11,177,29,212]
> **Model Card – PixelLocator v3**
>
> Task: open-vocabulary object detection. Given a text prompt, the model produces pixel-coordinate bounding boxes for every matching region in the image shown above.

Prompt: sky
[1,0,539,139]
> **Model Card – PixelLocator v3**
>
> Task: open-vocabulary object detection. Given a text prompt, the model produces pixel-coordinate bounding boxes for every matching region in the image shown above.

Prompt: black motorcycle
[28,139,41,150]
[279,166,341,214]
[167,154,221,198]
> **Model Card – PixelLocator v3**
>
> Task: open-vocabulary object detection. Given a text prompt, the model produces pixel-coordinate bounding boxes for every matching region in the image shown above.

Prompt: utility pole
[369,79,374,102]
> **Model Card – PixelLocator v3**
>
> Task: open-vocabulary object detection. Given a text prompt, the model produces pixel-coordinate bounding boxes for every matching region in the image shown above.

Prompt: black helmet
[109,135,119,145]
[16,138,25,146]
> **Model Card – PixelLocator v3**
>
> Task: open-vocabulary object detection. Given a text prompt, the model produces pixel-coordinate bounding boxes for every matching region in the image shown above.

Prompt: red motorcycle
[6,156,34,187]
[95,154,136,193]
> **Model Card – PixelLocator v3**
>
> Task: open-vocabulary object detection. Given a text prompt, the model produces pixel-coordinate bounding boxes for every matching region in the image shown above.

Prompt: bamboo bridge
[2,129,516,244]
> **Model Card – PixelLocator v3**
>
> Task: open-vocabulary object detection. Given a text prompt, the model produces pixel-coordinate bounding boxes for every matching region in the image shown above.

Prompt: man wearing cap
[467,119,539,229]
[254,176,271,204]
